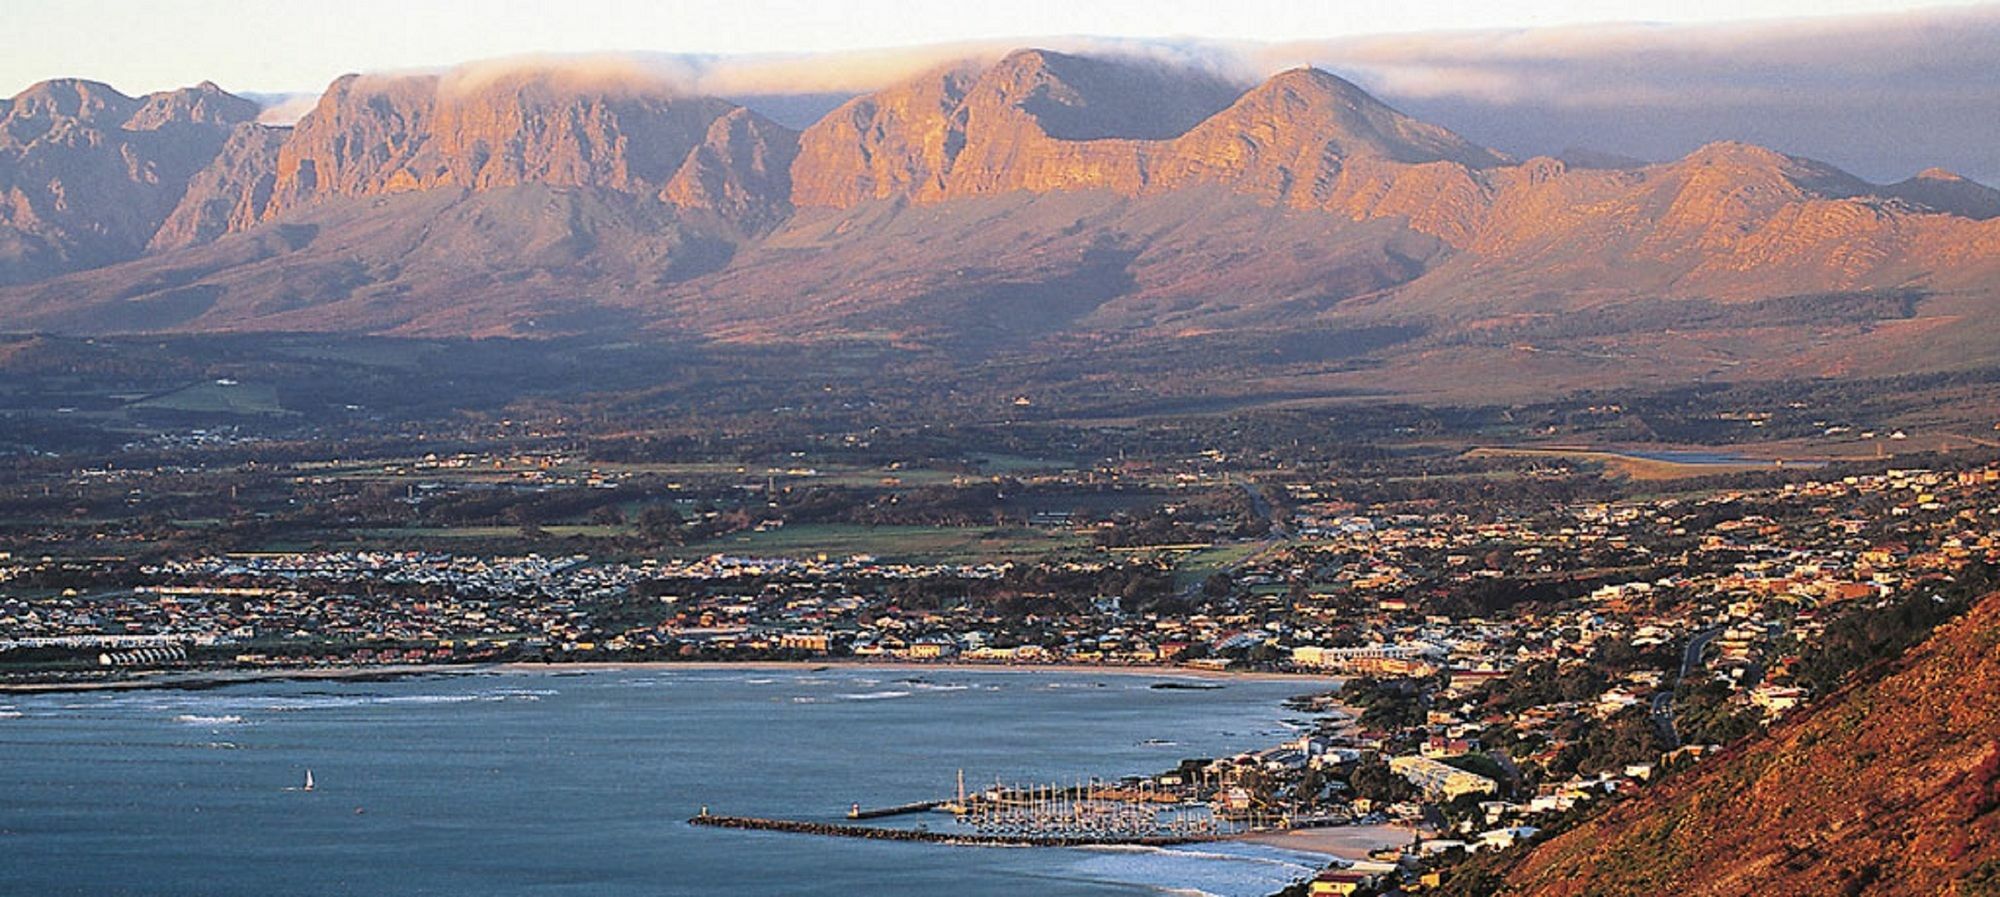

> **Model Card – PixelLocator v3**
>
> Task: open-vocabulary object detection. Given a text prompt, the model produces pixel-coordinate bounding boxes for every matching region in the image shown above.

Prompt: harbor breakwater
[687,814,1225,848]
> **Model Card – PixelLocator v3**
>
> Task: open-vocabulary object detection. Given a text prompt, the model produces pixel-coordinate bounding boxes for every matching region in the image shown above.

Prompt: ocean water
[0,667,1333,896]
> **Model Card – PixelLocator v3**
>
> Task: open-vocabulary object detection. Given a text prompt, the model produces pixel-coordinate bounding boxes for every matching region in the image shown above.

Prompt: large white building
[1389,755,1498,800]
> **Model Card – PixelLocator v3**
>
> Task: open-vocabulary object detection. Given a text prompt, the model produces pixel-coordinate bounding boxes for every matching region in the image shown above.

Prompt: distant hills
[4,49,1999,395]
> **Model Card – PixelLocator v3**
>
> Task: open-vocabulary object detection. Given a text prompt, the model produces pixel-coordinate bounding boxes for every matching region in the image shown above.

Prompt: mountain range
[4,49,1998,394]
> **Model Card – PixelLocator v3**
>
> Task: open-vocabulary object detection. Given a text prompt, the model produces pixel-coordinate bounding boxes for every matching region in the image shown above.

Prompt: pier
[688,813,1224,848]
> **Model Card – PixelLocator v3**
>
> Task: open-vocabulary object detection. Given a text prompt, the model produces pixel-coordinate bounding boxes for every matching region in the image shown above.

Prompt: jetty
[847,799,944,819]
[688,813,1223,848]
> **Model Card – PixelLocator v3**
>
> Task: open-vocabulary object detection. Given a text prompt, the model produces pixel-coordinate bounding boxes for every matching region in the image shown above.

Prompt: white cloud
[248,6,2000,183]
[250,93,319,126]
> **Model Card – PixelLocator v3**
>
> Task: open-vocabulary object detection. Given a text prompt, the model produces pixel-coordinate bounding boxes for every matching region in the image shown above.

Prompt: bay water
[0,667,1333,896]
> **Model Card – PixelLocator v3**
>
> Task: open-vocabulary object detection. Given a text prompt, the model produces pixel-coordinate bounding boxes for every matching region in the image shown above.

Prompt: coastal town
[8,440,1999,891]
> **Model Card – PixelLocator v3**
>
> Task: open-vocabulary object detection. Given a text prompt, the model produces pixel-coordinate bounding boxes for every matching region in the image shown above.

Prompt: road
[1650,691,1680,751]
[1238,481,1290,540]
[1488,748,1526,791]
[1681,626,1724,680]
[1654,625,1725,750]
[1172,482,1292,602]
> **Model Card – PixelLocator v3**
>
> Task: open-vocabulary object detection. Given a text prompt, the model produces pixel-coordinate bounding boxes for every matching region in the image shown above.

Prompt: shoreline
[0,663,453,694]
[1228,823,1415,863]
[1,658,1343,694]
[492,659,1343,684]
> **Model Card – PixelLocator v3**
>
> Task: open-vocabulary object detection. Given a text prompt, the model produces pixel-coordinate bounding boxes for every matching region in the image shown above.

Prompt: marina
[712,764,1319,847]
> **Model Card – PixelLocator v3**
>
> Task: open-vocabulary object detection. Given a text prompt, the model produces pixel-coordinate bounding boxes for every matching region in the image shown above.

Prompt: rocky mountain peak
[0,78,256,284]
[1197,66,1506,168]
[263,70,773,220]
[1888,166,2000,220]
[5,78,135,124]
[973,48,1240,141]
[149,122,290,251]
[1676,140,1866,196]
[5,49,2000,350]
[792,53,1506,210]
[661,106,800,230]
[135,69,802,253]
[125,81,261,131]
[789,62,981,206]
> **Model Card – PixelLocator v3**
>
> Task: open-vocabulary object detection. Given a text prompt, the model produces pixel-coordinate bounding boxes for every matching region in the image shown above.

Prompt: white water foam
[173,714,246,725]
[1058,842,1320,897]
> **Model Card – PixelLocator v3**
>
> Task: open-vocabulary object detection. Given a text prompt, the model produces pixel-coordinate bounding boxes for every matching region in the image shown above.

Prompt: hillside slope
[1487,590,2000,896]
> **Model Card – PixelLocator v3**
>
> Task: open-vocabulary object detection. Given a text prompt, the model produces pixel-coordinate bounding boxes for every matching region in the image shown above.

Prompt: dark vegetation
[1441,290,1924,346]
[1794,561,1998,695]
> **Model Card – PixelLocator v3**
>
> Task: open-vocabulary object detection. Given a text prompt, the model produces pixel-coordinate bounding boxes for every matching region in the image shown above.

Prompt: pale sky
[6,0,1996,95]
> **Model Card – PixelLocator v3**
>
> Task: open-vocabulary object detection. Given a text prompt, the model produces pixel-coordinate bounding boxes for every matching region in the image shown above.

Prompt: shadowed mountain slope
[0,79,258,283]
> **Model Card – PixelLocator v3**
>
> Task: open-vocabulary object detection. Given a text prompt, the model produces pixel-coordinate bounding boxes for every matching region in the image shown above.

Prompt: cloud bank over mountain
[1268,5,2000,183]
[244,7,1996,183]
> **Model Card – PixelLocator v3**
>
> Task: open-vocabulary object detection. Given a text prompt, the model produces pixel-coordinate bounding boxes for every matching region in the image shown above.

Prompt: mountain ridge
[2,52,1998,392]
[0,77,259,284]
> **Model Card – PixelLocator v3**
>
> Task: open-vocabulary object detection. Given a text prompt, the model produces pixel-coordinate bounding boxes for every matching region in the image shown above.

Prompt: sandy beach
[492,659,1347,684]
[1232,823,1414,862]
[2,658,1349,693]
[0,663,449,693]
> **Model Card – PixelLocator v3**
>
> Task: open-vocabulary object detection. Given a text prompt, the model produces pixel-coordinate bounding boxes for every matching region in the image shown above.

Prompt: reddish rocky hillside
[1486,589,2000,896]
[790,50,1503,216]
[252,71,794,228]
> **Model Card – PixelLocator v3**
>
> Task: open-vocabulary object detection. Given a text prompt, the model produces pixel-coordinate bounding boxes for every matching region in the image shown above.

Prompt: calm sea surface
[0,667,1332,896]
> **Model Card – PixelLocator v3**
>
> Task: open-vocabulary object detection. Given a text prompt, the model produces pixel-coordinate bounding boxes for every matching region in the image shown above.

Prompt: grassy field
[662,523,1084,564]
[354,524,634,540]
[131,381,289,416]
[1465,446,1783,481]
[272,340,431,369]
[1170,541,1269,592]
[965,452,1077,473]
[313,458,973,489]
